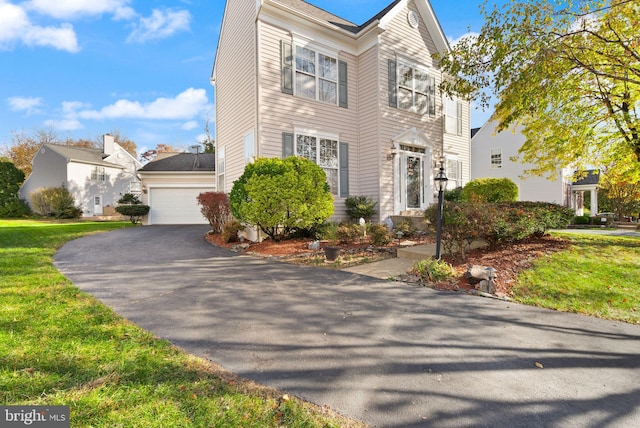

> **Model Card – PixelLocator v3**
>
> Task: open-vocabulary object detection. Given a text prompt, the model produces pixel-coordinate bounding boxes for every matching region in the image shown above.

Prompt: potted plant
[321,223,341,261]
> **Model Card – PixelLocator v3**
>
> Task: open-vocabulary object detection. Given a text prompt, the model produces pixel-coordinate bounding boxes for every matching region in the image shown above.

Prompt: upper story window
[281,40,348,108]
[296,133,338,195]
[295,47,338,104]
[389,59,436,116]
[445,98,463,135]
[91,166,105,181]
[491,148,502,169]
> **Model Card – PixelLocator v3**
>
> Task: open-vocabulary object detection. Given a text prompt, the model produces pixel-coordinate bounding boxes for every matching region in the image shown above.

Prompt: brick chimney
[103,134,115,156]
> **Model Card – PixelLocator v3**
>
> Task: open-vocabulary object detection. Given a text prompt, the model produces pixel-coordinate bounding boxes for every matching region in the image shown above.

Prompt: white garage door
[149,187,211,225]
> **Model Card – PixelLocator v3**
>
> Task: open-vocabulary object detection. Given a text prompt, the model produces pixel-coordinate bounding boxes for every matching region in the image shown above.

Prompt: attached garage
[138,153,216,225]
[148,186,213,225]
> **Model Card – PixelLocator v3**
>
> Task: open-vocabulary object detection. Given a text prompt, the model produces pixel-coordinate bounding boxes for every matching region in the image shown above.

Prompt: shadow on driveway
[54,225,640,427]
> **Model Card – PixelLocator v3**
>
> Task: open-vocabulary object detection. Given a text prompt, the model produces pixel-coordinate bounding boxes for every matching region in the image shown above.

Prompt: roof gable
[42,144,124,168]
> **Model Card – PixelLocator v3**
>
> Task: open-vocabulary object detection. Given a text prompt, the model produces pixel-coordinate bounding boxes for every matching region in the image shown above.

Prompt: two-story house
[19,134,143,217]
[211,0,470,223]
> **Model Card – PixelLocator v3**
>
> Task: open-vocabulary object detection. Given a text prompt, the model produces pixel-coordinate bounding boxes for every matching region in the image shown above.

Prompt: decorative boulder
[465,264,498,294]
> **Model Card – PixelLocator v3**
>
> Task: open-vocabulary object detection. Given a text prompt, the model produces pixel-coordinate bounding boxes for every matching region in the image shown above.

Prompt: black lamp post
[434,160,448,259]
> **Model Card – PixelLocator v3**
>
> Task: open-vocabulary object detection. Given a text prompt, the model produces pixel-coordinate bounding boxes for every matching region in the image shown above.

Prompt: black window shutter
[339,142,349,197]
[388,59,397,108]
[457,101,463,135]
[281,40,293,95]
[338,60,348,108]
[282,133,294,158]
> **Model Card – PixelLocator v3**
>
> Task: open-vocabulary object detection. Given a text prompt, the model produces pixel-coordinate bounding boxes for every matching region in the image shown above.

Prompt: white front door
[94,196,103,215]
[399,148,428,212]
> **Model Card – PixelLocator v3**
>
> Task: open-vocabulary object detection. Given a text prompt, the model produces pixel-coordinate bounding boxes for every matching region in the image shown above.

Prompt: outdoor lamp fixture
[434,160,448,259]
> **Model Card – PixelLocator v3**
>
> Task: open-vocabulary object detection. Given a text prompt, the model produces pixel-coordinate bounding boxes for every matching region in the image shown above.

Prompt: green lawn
[512,232,640,324]
[0,219,363,428]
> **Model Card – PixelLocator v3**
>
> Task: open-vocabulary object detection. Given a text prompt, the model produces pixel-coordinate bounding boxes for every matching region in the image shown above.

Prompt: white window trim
[217,146,226,192]
[444,98,463,136]
[490,148,503,169]
[244,131,255,165]
[395,58,435,116]
[91,166,106,182]
[293,129,340,195]
[444,155,463,189]
[293,42,339,106]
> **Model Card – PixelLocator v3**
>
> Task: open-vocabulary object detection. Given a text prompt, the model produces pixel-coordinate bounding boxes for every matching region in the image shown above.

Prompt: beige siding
[214,0,257,191]
[375,1,446,217]
[256,21,360,218]
[443,99,472,186]
[355,45,382,205]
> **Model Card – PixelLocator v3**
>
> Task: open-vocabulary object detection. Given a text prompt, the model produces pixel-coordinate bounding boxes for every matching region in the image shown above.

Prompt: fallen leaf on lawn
[282,394,290,402]
[535,362,544,369]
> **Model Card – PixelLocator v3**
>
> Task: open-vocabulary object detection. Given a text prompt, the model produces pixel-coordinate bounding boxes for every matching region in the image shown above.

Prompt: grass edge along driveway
[512,231,640,324]
[0,219,364,428]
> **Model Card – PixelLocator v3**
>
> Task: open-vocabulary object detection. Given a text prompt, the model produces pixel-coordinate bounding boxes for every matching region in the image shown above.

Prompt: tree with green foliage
[0,161,31,217]
[230,157,334,241]
[461,178,519,203]
[29,187,82,218]
[344,195,377,221]
[437,0,640,177]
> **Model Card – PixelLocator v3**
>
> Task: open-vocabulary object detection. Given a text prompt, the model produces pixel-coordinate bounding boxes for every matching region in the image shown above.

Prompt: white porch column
[590,188,598,216]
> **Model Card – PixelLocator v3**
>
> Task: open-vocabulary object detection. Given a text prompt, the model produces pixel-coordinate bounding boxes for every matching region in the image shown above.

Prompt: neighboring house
[471,120,599,214]
[138,153,216,225]
[19,134,142,217]
[211,0,471,223]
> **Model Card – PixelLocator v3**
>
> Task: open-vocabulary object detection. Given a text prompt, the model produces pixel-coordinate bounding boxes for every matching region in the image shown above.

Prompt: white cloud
[77,88,209,120]
[127,9,191,43]
[44,118,83,131]
[25,0,135,20]
[7,96,44,115]
[448,31,479,47]
[181,120,198,131]
[0,1,79,52]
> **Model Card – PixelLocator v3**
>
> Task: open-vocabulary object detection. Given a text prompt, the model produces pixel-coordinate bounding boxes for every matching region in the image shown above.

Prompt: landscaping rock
[464,264,497,283]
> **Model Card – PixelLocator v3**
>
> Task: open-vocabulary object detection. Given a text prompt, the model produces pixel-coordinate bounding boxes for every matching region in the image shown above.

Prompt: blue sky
[0,0,494,156]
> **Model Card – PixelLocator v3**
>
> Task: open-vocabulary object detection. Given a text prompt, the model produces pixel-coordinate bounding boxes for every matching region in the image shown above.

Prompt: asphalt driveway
[54,225,640,427]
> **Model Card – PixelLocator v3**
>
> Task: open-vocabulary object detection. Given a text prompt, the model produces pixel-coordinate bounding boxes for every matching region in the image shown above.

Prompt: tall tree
[438,0,640,177]
[139,144,182,162]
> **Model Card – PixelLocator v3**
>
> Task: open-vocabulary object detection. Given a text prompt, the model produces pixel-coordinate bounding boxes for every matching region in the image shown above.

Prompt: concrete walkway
[54,225,640,427]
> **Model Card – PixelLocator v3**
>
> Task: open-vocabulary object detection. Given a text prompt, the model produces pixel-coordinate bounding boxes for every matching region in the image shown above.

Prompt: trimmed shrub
[230,157,334,241]
[115,204,150,224]
[425,201,574,260]
[336,222,361,244]
[369,223,393,246]
[118,193,141,205]
[573,215,590,225]
[411,258,457,283]
[0,198,31,217]
[197,192,232,233]
[344,195,377,221]
[461,178,518,203]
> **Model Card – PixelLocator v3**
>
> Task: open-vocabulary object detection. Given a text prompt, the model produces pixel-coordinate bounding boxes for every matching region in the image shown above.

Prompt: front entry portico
[392,128,434,214]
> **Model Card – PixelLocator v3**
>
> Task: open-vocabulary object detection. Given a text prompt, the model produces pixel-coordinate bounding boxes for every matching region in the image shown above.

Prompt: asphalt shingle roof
[275,0,401,33]
[44,143,120,168]
[573,170,600,185]
[139,153,216,172]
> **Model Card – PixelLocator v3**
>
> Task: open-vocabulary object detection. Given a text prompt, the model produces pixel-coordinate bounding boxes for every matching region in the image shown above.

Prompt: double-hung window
[295,46,338,105]
[91,166,105,181]
[445,98,463,135]
[445,157,463,190]
[490,148,502,169]
[391,60,436,116]
[295,133,339,195]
